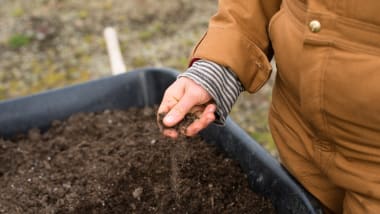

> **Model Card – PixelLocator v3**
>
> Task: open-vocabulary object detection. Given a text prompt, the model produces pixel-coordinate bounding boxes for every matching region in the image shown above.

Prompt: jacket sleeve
[190,0,282,93]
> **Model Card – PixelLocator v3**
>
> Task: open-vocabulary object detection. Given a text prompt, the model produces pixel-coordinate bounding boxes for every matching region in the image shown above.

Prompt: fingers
[157,92,180,114]
[162,93,198,127]
[157,77,215,139]
[157,96,179,130]
[157,84,183,115]
[163,129,179,138]
[160,103,216,139]
[185,103,216,137]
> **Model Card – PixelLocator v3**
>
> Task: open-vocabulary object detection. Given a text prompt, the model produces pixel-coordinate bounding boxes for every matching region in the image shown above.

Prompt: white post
[103,27,127,75]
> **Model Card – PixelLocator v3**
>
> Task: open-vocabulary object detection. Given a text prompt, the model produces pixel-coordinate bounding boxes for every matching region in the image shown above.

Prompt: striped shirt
[178,60,244,125]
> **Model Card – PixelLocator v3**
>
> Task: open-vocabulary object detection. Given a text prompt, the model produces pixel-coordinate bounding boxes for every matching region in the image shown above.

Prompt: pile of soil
[0,107,275,213]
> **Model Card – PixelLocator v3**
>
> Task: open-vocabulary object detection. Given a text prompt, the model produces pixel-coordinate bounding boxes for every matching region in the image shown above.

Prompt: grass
[8,34,31,49]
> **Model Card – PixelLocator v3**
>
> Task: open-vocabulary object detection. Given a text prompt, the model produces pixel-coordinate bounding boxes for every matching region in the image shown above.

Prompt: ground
[0,0,276,155]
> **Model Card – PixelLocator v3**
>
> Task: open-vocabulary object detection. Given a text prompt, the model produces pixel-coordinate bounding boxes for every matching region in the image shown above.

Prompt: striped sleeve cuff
[178,60,244,125]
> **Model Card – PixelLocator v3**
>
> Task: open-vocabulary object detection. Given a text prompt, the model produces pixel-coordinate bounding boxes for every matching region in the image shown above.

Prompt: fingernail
[164,115,174,124]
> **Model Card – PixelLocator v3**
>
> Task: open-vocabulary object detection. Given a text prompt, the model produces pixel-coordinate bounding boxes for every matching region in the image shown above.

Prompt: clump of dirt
[0,107,275,213]
[157,112,198,136]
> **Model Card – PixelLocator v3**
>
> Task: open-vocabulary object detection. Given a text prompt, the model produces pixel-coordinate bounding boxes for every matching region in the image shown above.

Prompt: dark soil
[157,112,198,136]
[0,107,275,214]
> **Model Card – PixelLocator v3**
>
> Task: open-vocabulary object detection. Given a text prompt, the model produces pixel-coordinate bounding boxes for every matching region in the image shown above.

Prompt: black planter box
[0,68,323,214]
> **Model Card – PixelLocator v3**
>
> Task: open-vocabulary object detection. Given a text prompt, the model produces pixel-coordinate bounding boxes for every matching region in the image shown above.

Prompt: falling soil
[157,112,198,136]
[0,107,275,214]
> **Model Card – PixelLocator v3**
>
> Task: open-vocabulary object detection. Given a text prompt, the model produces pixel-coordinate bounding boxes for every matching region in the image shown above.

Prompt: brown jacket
[191,1,380,212]
[191,0,380,92]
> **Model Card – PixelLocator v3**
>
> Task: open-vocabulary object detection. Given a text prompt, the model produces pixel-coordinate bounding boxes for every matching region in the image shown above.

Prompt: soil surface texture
[0,107,275,214]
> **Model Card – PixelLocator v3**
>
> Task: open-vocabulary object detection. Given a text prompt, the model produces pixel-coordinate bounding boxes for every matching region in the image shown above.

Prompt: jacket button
[309,20,321,33]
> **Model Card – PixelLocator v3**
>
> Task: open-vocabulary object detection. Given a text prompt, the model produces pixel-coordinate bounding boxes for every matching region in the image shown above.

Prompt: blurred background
[0,0,276,156]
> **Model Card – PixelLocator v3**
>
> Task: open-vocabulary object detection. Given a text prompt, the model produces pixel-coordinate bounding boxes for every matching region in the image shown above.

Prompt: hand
[157,77,216,138]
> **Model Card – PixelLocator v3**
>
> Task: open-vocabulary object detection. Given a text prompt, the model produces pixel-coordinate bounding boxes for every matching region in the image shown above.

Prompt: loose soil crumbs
[0,107,275,214]
[157,112,198,136]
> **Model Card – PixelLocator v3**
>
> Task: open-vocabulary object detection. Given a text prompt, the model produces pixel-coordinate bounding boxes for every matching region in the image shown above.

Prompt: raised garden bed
[0,107,274,213]
[0,68,323,214]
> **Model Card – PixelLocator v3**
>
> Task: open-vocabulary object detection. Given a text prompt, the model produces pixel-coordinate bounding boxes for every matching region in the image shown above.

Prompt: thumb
[163,93,197,127]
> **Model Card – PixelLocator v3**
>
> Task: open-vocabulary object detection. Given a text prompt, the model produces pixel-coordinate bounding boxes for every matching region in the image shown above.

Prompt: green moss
[78,10,89,19]
[8,34,31,49]
[12,7,25,17]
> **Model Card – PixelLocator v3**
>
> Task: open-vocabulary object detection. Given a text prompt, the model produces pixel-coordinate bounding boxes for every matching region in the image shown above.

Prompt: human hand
[157,77,216,138]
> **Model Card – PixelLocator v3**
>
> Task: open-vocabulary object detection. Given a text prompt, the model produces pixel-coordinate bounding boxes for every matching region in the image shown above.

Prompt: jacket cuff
[191,27,272,93]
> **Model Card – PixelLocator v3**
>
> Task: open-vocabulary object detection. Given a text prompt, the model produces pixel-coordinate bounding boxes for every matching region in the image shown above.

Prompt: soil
[0,107,275,214]
[157,112,198,136]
